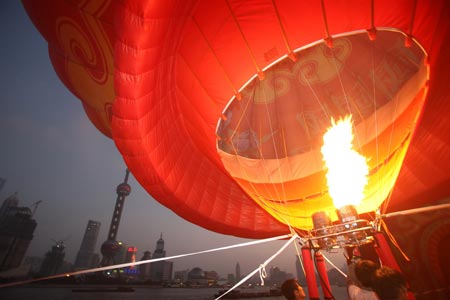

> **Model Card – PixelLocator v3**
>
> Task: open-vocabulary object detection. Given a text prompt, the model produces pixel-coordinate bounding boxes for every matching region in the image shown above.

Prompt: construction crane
[30,200,42,217]
[50,234,71,248]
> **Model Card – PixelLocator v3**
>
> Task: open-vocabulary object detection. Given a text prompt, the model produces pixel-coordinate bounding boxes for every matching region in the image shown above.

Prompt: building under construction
[0,192,38,271]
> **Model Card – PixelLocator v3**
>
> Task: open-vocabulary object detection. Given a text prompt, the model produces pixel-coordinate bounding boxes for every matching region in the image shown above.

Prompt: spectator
[347,259,379,300]
[372,266,408,300]
[281,279,306,300]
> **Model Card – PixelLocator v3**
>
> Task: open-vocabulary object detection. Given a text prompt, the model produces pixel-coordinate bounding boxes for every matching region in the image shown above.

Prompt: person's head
[281,279,306,300]
[372,266,408,300]
[354,259,378,288]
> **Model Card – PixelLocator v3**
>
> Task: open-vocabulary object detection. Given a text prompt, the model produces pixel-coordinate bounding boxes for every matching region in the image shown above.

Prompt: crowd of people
[280,259,409,300]
[347,260,409,300]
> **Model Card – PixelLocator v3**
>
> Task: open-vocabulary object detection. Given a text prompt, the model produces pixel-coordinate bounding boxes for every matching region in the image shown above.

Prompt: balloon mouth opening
[216,29,429,230]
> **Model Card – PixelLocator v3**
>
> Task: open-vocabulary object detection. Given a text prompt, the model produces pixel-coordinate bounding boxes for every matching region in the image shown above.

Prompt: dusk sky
[0,2,346,279]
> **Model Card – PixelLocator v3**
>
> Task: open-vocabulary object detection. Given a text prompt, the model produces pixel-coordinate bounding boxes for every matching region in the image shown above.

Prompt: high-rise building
[39,241,66,276]
[150,233,172,282]
[74,220,101,270]
[236,262,241,282]
[139,250,152,280]
[162,261,173,281]
[0,192,19,218]
[0,193,37,271]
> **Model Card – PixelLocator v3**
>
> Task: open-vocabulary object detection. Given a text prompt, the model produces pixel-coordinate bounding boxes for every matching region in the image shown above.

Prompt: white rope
[215,234,299,300]
[381,202,450,219]
[293,236,306,276]
[259,264,268,285]
[321,251,348,278]
[0,233,293,288]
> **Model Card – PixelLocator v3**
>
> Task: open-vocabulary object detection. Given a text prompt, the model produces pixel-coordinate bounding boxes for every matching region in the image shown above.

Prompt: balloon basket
[309,207,375,250]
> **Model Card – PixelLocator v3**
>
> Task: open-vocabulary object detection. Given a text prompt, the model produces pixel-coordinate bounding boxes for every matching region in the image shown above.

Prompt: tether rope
[214,234,299,300]
[0,234,292,289]
[321,252,348,278]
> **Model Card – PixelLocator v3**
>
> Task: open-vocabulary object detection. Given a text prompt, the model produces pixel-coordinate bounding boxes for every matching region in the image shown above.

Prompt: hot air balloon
[22,0,450,298]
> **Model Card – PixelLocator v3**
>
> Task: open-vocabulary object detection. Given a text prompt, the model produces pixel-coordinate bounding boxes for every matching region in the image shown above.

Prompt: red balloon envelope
[22,0,450,236]
[22,0,450,297]
[109,0,450,236]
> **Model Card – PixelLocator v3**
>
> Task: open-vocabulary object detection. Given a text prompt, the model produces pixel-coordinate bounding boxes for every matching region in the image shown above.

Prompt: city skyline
[0,175,309,279]
[0,2,346,280]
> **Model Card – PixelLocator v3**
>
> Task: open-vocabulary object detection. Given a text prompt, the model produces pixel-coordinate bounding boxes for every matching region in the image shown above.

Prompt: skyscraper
[74,220,101,270]
[139,250,152,280]
[162,261,173,282]
[150,233,172,282]
[39,241,66,276]
[0,193,37,271]
[0,192,19,218]
[236,262,241,282]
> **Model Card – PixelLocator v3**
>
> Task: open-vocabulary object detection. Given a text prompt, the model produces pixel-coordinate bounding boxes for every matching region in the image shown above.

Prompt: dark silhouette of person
[372,266,408,300]
[347,259,379,300]
[281,279,306,300]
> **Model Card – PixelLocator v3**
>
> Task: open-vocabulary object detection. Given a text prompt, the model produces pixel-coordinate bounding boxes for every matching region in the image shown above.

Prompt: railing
[308,219,375,250]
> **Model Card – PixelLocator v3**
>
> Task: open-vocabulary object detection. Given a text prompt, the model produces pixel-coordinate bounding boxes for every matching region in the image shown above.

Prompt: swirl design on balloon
[55,14,114,113]
[295,38,352,85]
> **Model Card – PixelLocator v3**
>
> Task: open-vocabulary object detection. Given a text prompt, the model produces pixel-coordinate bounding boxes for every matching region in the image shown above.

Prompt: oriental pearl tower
[100,169,131,266]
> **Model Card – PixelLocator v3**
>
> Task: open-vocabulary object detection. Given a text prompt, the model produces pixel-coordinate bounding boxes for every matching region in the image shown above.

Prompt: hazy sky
[0,2,346,278]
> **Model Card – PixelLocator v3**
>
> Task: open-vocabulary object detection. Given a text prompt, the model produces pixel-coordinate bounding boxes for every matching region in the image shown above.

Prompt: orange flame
[321,115,369,209]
